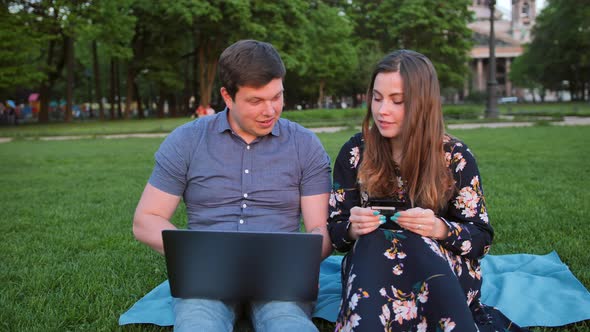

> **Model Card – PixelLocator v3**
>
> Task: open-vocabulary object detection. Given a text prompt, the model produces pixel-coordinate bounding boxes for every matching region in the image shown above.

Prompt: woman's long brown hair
[358,50,454,212]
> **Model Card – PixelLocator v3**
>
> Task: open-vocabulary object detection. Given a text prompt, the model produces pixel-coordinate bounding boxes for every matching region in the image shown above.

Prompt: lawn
[0,125,589,331]
[1,101,588,138]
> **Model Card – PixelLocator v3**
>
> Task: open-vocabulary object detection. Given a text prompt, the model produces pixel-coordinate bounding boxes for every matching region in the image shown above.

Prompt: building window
[522,2,530,17]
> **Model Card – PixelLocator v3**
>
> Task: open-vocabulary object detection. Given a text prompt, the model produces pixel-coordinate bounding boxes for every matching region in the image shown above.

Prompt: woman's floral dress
[328,133,527,332]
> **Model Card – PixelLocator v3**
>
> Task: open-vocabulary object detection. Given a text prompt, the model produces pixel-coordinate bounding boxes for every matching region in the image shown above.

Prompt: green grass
[1,125,589,331]
[0,110,364,138]
[444,102,590,122]
[499,101,590,117]
[0,109,365,138]
[0,117,193,138]
[2,102,588,138]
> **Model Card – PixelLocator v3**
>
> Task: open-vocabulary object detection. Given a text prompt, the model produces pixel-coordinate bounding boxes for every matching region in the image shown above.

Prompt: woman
[327,50,526,331]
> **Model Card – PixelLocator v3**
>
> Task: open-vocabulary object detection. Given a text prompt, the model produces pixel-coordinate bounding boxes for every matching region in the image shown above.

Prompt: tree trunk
[157,90,165,118]
[38,17,67,123]
[198,45,210,107]
[569,81,577,101]
[197,39,220,107]
[193,40,199,114]
[168,93,177,117]
[92,41,104,120]
[183,58,191,116]
[351,88,359,108]
[134,80,143,119]
[64,35,74,123]
[115,62,123,119]
[318,80,326,109]
[39,84,50,123]
[38,39,57,123]
[125,65,135,119]
[109,58,117,120]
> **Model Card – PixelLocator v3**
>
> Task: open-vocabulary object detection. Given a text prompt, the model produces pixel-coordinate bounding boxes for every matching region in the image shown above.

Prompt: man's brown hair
[218,40,286,99]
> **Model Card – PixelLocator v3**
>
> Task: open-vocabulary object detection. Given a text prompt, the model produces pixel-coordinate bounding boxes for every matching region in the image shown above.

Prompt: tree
[345,0,473,90]
[166,0,251,109]
[6,0,97,122]
[25,0,68,123]
[250,0,313,77]
[519,0,590,100]
[166,0,313,110]
[339,1,385,107]
[74,0,135,120]
[0,6,46,95]
[4,0,480,121]
[384,0,473,89]
[509,46,544,102]
[117,0,197,119]
[306,1,358,108]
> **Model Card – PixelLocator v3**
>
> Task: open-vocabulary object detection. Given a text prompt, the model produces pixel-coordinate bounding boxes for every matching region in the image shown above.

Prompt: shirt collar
[215,108,232,134]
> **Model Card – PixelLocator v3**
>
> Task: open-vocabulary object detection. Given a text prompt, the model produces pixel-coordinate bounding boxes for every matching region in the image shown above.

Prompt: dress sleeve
[439,139,494,259]
[327,134,363,252]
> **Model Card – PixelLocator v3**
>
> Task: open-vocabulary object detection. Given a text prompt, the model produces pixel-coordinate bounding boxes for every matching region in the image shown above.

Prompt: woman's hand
[393,207,449,240]
[347,206,383,240]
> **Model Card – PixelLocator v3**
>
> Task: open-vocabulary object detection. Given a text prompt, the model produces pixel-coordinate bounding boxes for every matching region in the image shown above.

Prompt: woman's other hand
[348,206,383,240]
[392,207,449,239]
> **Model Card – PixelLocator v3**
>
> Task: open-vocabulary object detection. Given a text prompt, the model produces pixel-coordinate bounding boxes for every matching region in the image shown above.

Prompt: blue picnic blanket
[119,251,590,328]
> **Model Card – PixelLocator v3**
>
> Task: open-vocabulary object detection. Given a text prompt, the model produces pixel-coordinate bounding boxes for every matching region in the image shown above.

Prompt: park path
[0,116,588,144]
[446,116,590,129]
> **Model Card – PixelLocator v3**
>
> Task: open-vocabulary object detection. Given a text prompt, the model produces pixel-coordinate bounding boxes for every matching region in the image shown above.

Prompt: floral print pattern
[349,146,360,168]
[327,133,526,331]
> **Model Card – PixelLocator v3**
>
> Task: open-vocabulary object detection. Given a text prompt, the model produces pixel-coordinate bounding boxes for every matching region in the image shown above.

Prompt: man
[133,40,332,332]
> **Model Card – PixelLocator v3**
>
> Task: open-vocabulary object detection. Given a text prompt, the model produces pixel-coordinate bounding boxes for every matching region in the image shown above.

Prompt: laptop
[162,229,323,302]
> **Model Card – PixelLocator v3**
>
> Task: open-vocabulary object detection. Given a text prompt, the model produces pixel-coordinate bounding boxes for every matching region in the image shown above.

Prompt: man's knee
[250,301,318,332]
[174,298,237,332]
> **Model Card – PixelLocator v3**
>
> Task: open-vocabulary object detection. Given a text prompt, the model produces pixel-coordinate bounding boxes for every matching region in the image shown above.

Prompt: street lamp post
[485,0,499,118]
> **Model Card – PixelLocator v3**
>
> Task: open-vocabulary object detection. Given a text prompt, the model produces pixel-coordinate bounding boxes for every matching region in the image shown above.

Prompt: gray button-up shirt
[149,109,331,232]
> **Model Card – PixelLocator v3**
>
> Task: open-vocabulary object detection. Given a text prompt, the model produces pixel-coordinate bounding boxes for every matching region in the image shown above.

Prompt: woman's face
[371,71,405,139]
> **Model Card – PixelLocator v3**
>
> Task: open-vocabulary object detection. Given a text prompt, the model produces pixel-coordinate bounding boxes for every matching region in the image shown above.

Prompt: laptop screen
[162,230,323,301]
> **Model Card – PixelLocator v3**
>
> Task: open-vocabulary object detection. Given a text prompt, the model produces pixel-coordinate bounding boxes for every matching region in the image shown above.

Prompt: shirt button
[244,169,249,174]
[242,204,247,208]
[246,145,251,150]
[243,193,248,198]
[239,219,244,224]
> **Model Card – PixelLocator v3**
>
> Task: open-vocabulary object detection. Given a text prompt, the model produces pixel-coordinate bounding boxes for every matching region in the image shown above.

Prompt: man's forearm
[309,225,333,259]
[133,215,177,255]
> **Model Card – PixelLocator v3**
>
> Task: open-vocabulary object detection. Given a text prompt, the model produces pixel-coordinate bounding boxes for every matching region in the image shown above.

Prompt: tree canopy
[0,5,46,90]
[2,0,478,122]
[510,0,590,101]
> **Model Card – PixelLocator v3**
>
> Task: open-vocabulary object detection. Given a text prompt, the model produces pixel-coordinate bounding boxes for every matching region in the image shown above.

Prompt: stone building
[466,0,536,99]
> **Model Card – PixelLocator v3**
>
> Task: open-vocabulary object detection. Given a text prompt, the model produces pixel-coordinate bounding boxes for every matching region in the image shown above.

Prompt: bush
[443,106,483,120]
[282,108,365,128]
[464,91,488,104]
